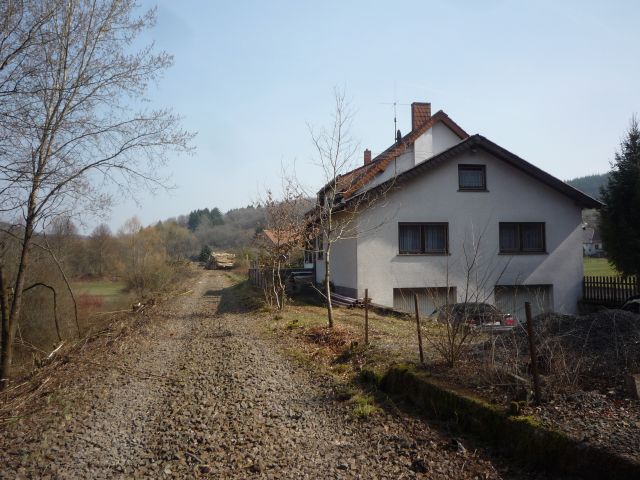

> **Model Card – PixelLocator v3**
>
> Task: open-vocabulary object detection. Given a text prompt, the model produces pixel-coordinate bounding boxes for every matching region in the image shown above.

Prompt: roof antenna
[380,83,409,143]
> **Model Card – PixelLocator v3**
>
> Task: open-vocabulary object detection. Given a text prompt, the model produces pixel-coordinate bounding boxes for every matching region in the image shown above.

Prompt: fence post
[414,293,425,365]
[364,288,369,346]
[525,302,542,405]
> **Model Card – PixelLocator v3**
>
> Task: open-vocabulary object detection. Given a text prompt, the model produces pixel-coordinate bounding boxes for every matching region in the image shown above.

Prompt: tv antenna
[380,98,410,143]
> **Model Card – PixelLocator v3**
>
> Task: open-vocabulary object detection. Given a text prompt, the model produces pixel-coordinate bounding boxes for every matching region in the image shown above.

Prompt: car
[431,302,516,331]
[621,295,640,314]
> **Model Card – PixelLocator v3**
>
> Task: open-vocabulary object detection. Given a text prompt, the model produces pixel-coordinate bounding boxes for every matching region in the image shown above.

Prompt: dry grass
[0,267,203,424]
[266,296,459,387]
[261,290,531,406]
[281,302,437,354]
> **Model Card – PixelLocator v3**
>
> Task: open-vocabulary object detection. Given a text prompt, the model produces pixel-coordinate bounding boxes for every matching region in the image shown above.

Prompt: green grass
[349,393,380,419]
[224,271,246,283]
[72,280,128,306]
[584,257,619,276]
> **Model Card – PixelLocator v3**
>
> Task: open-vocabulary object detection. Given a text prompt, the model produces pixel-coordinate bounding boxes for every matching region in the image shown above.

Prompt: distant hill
[166,197,314,253]
[566,173,609,200]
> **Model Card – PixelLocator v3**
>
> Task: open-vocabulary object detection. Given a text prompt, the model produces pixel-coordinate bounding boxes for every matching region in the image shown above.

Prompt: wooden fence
[582,275,639,307]
[248,267,312,290]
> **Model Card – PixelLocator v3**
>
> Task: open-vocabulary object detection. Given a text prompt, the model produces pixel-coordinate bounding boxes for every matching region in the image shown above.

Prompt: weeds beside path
[2,271,553,478]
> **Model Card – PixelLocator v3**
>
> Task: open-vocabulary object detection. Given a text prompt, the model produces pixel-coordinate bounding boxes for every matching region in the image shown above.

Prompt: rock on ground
[1,271,556,479]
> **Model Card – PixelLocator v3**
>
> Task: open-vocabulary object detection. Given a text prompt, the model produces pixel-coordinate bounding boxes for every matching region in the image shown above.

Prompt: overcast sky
[101,0,640,232]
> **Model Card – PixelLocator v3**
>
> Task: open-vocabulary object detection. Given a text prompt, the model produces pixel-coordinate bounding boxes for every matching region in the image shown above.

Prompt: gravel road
[1,270,554,479]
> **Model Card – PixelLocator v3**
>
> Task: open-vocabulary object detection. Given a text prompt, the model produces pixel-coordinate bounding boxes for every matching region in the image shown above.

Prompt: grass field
[584,257,619,276]
[72,280,129,307]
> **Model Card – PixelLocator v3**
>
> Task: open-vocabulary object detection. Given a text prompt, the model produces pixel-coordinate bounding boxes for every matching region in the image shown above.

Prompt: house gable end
[354,135,602,210]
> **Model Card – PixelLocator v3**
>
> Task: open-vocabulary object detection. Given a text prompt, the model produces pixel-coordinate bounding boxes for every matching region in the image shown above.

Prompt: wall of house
[413,122,460,164]
[362,123,463,192]
[313,221,358,298]
[353,149,584,314]
[413,129,433,163]
[372,148,414,186]
[329,236,358,297]
[432,122,463,158]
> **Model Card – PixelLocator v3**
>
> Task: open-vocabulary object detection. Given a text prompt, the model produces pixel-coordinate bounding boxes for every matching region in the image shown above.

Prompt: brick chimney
[364,149,372,165]
[411,102,431,131]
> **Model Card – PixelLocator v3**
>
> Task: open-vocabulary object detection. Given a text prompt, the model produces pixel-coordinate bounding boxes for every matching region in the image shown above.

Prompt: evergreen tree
[209,207,224,226]
[600,116,640,276]
[187,211,200,231]
[198,245,212,262]
[187,207,225,231]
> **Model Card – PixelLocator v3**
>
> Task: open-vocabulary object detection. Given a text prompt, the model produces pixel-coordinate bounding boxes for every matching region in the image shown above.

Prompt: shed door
[393,287,456,315]
[494,285,553,323]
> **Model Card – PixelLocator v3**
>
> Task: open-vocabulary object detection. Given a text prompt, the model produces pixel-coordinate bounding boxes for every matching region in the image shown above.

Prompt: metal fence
[582,275,639,307]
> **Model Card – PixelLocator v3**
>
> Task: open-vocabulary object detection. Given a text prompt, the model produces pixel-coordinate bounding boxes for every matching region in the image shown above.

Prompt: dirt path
[1,271,551,479]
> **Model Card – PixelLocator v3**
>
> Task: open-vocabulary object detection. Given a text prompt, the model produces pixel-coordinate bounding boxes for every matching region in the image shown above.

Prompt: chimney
[364,149,372,165]
[411,102,431,131]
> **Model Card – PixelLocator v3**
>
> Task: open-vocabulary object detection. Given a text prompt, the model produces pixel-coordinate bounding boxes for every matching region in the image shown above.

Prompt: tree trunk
[0,217,34,390]
[0,260,9,389]
[325,246,333,327]
[0,320,11,390]
[0,297,10,389]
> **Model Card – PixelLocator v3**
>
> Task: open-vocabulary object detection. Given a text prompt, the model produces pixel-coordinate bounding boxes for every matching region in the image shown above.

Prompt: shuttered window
[399,223,448,254]
[499,223,545,253]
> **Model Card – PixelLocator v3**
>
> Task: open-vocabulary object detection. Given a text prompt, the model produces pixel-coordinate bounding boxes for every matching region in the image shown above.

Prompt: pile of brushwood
[481,310,640,396]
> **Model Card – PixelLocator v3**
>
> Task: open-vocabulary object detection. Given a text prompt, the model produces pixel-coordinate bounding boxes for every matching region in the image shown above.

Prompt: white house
[582,227,604,257]
[314,102,601,321]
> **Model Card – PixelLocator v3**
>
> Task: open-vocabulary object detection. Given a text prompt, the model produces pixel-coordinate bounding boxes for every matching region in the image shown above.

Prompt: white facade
[315,119,593,316]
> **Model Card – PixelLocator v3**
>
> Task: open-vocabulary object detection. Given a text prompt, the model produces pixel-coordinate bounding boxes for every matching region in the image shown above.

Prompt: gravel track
[1,271,553,479]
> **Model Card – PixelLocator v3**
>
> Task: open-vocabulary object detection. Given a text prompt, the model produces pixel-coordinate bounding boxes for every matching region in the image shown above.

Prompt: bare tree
[0,1,56,97]
[0,0,193,389]
[309,88,393,327]
[87,223,117,277]
[308,88,361,327]
[423,223,512,367]
[257,179,307,310]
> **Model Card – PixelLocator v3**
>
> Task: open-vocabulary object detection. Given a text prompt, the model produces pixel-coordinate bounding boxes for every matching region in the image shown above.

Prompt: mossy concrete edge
[380,364,640,480]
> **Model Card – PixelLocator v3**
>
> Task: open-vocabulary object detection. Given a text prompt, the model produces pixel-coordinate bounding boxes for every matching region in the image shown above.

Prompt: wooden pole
[364,288,369,346]
[525,302,542,405]
[414,293,425,365]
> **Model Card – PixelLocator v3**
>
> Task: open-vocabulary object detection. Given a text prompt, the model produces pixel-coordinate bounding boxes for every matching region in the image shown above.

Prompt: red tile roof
[261,229,301,246]
[334,110,469,198]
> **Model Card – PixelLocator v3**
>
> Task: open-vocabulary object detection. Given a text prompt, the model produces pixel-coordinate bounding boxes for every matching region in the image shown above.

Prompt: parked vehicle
[621,295,640,314]
[431,302,516,331]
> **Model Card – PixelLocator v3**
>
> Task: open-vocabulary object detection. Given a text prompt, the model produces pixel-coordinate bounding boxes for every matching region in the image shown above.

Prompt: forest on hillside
[566,173,609,200]
[165,205,267,253]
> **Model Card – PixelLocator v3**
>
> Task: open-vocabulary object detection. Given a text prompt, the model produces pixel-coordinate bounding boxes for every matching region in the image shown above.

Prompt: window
[304,249,314,264]
[304,239,314,264]
[458,164,486,191]
[499,223,546,253]
[399,223,448,254]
